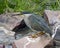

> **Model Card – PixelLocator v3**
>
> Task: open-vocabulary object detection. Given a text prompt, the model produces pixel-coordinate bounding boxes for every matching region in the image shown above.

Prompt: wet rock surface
[44,10,60,48]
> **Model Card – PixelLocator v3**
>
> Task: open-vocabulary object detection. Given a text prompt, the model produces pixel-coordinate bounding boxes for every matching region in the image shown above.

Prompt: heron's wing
[24,14,52,36]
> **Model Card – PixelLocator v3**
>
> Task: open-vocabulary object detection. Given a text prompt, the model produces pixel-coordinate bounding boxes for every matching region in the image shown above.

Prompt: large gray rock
[0,27,15,44]
[0,13,24,30]
[44,10,60,46]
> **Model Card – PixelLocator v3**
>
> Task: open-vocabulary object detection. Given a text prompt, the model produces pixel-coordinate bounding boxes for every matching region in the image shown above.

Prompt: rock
[0,44,4,48]
[0,27,15,36]
[44,10,60,46]
[44,40,55,48]
[0,13,24,30]
[54,28,60,41]
[13,35,51,48]
[0,27,15,44]
[15,34,23,40]
[5,44,12,48]
[53,29,60,46]
[44,10,60,25]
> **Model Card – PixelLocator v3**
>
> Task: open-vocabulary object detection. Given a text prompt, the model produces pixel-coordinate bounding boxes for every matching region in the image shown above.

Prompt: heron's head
[21,12,32,18]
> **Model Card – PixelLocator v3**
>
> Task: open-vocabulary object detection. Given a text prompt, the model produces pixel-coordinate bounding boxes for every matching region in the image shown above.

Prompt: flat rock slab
[0,13,24,30]
[13,36,51,48]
